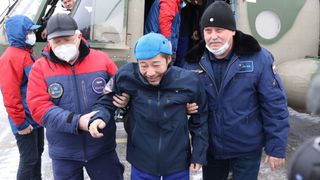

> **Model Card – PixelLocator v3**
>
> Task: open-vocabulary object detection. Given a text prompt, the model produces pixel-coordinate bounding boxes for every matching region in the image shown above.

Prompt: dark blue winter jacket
[93,63,209,176]
[184,31,290,159]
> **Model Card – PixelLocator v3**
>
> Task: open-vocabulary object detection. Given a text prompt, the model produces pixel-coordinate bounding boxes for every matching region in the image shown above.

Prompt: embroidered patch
[48,83,63,99]
[103,78,114,94]
[92,77,106,94]
[238,61,254,73]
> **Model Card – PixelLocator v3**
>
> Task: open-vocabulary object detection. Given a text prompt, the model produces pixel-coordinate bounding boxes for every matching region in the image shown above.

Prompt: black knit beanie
[200,1,236,31]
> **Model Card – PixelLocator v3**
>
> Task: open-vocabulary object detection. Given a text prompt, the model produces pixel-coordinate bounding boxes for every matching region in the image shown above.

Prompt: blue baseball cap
[134,32,172,60]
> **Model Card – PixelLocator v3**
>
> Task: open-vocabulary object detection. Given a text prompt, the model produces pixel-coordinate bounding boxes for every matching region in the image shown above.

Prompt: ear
[166,56,172,64]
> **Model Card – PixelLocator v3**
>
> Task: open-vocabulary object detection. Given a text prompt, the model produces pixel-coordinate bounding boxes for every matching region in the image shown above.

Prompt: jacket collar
[185,30,261,63]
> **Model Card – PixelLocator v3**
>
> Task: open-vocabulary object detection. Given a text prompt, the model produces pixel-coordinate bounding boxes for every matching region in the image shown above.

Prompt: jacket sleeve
[91,75,119,124]
[258,51,289,158]
[159,0,178,39]
[189,78,209,165]
[0,53,30,130]
[27,62,80,134]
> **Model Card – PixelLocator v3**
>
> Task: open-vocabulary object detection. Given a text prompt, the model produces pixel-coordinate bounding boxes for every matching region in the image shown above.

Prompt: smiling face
[138,54,171,86]
[203,26,235,58]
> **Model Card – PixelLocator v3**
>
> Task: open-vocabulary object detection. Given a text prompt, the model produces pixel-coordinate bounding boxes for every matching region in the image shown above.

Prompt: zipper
[199,62,218,94]
[81,80,88,108]
[71,65,87,162]
[157,89,162,175]
[219,56,238,94]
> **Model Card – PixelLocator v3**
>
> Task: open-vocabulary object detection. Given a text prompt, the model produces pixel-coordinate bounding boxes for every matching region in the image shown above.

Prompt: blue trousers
[203,150,262,180]
[15,127,44,180]
[131,166,189,180]
[52,150,124,180]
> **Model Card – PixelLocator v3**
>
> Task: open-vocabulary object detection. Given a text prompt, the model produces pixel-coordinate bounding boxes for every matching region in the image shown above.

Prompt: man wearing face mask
[184,2,289,180]
[0,15,44,180]
[26,14,124,180]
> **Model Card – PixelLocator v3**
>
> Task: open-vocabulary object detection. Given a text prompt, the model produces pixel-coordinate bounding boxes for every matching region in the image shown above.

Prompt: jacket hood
[5,15,40,49]
[185,30,261,63]
[41,38,90,65]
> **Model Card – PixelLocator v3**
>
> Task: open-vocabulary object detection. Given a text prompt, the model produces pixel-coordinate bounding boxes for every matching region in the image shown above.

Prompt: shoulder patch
[92,77,106,94]
[239,61,254,73]
[48,83,64,99]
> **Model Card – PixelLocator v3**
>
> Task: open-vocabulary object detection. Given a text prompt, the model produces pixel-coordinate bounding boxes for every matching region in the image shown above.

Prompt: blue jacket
[93,63,208,176]
[0,15,41,134]
[27,41,119,161]
[184,31,289,159]
[144,0,181,53]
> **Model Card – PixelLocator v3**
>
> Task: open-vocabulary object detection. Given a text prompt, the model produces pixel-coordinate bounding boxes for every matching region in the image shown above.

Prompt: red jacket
[0,46,40,133]
[27,41,118,161]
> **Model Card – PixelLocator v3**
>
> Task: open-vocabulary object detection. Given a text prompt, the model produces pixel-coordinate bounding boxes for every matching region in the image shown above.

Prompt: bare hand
[18,125,33,135]
[264,155,285,171]
[113,93,130,108]
[186,102,198,114]
[78,111,99,131]
[88,119,106,138]
[190,163,202,171]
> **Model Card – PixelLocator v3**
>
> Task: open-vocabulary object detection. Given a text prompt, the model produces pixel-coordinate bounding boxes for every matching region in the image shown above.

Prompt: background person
[0,15,44,180]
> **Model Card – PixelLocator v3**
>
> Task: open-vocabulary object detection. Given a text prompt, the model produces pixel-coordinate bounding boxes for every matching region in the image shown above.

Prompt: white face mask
[206,42,230,56]
[25,33,36,46]
[53,43,78,63]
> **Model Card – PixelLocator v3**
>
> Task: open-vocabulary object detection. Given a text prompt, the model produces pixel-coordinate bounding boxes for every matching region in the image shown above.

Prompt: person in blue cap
[0,15,43,179]
[88,32,209,180]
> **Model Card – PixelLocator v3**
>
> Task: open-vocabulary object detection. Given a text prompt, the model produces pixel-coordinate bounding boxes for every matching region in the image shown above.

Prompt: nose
[209,32,218,40]
[145,68,156,77]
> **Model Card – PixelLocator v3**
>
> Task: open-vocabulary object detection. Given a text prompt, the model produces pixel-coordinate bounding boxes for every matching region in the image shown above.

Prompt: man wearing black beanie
[184,1,289,180]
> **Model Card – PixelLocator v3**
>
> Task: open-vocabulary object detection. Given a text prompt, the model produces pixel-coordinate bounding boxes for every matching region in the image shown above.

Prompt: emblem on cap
[92,77,106,94]
[48,83,64,99]
[210,18,214,22]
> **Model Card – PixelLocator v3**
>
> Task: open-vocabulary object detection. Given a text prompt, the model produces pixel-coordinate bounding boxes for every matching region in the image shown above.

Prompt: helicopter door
[72,0,127,45]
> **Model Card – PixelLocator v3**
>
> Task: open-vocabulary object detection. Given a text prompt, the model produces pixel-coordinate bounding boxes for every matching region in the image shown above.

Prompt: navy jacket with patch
[184,31,290,159]
[27,40,118,161]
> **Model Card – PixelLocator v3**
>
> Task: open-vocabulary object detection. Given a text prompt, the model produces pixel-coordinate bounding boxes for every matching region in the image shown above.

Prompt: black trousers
[15,127,44,180]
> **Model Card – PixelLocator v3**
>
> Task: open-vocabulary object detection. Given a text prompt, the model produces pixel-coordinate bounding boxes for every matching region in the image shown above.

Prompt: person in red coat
[0,15,44,180]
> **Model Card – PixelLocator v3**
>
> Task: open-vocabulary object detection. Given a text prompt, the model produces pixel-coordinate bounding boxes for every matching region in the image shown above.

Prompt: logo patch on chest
[92,77,106,94]
[48,83,64,99]
[238,61,254,73]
